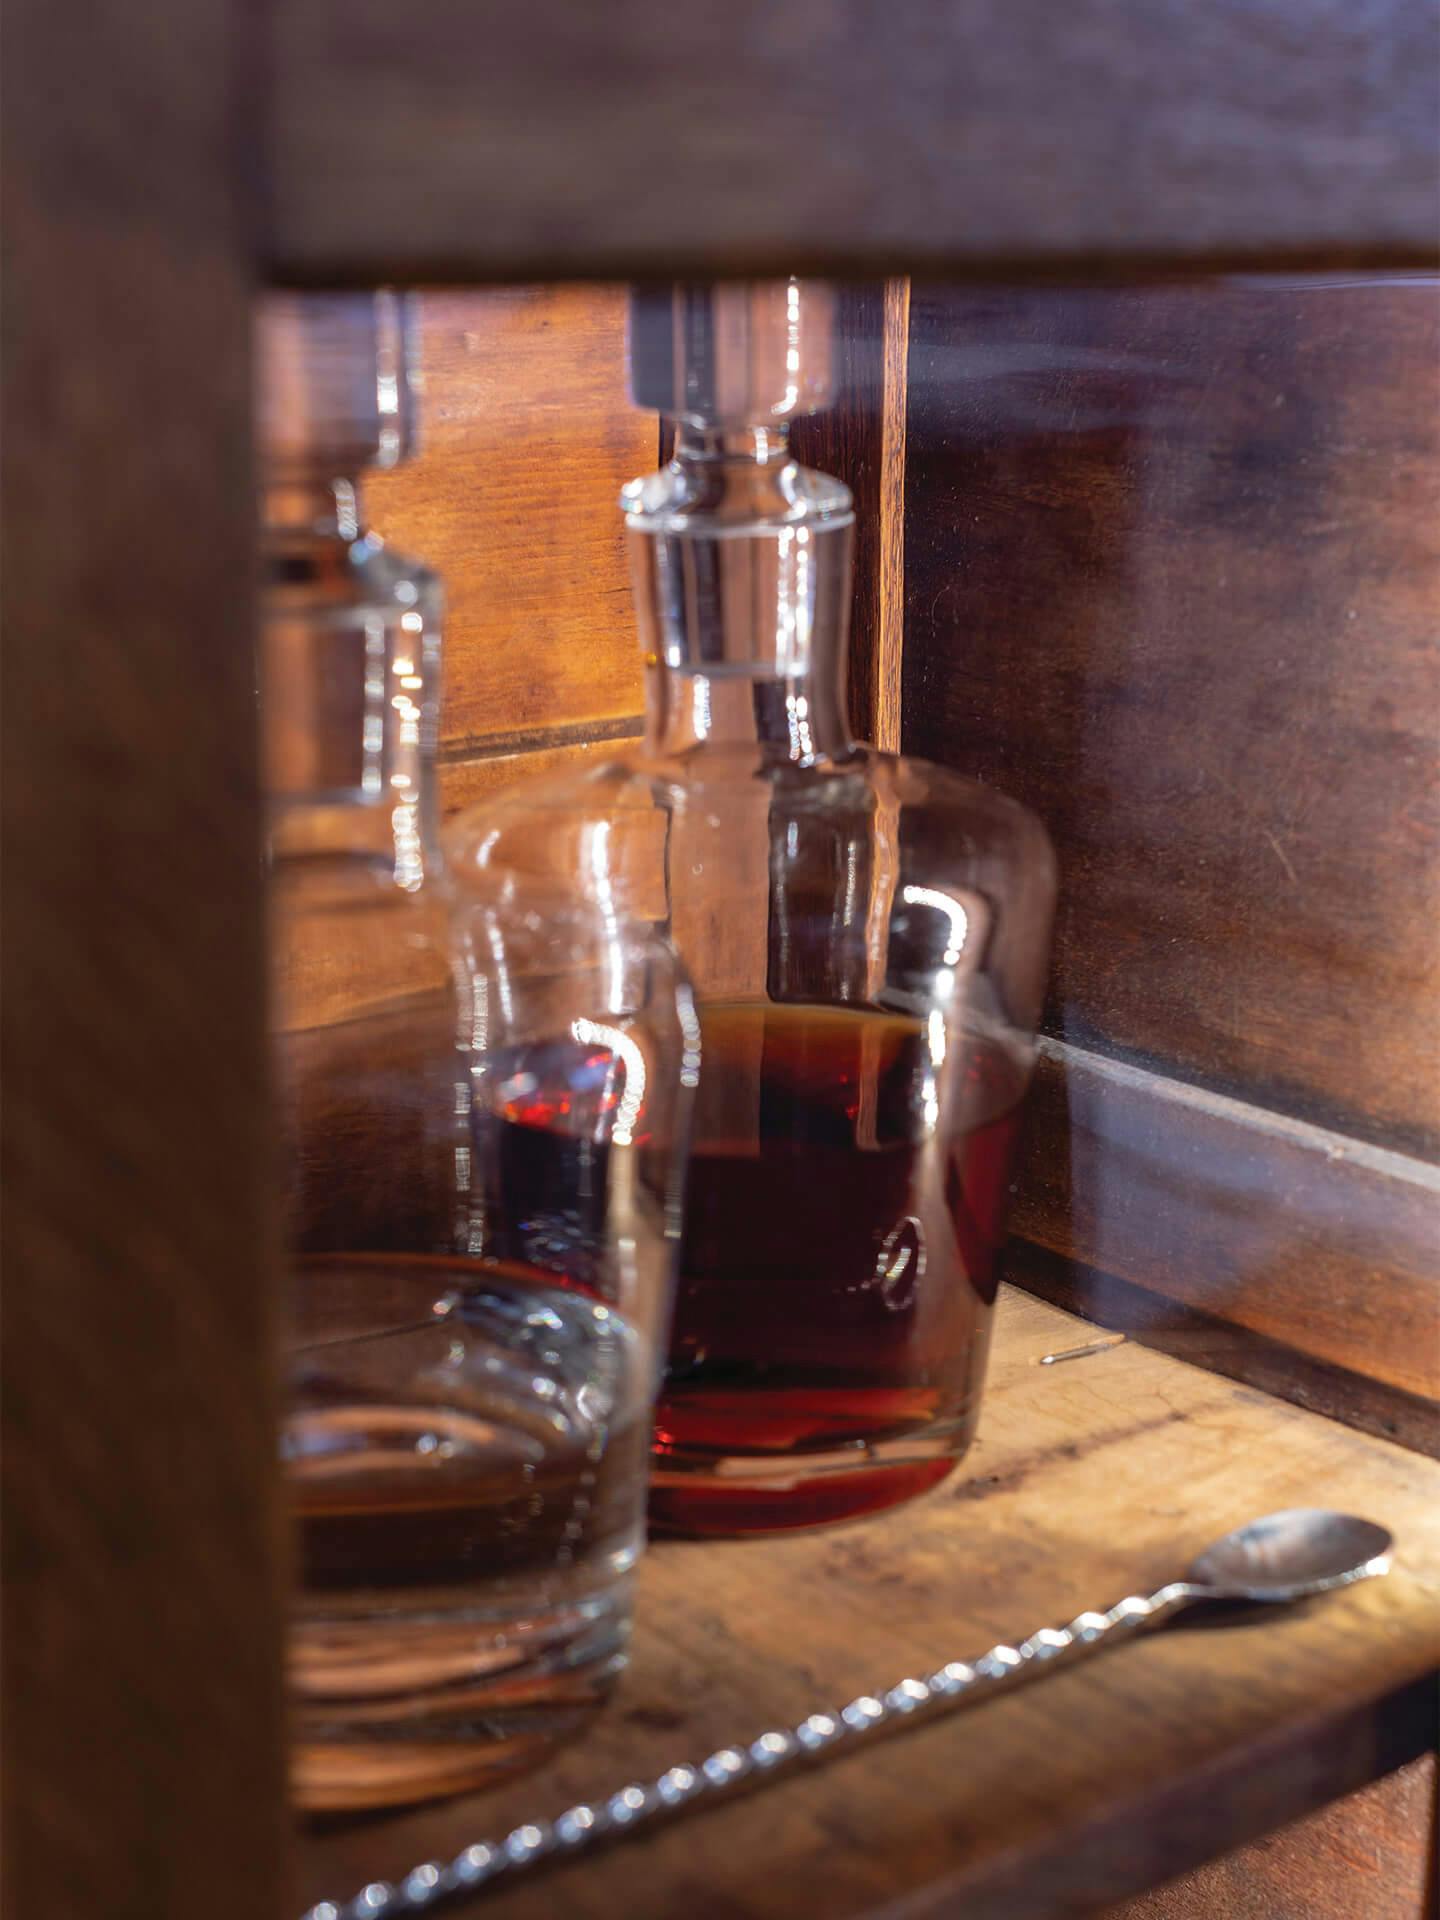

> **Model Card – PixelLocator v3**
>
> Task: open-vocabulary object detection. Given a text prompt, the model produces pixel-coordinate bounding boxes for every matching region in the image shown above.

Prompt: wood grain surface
[789,283,893,747]
[1,0,289,1914]
[367,288,649,762]
[1107,1750,1435,1920]
[903,275,1440,1160]
[906,274,1440,1152]
[266,2,1440,283]
[901,274,1440,1423]
[298,1290,1440,1920]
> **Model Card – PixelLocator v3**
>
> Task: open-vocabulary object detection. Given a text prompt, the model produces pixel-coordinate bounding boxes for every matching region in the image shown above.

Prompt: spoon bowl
[1186,1509,1393,1603]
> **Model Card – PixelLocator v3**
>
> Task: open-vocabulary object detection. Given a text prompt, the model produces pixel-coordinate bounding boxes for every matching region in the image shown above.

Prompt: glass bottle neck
[263,474,366,540]
[261,470,442,892]
[642,660,851,761]
[628,425,856,764]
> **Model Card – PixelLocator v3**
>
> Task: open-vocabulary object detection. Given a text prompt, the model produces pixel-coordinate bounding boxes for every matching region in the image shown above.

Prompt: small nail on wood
[1037,1335,1127,1367]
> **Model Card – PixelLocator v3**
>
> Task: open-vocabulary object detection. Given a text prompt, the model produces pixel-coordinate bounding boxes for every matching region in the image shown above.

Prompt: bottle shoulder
[622,456,853,535]
[445,742,1054,899]
[857,748,1057,874]
[265,529,443,618]
[780,747,1057,902]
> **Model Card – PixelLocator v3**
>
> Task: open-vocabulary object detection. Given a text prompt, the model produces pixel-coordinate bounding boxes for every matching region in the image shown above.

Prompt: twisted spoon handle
[304,1580,1196,1919]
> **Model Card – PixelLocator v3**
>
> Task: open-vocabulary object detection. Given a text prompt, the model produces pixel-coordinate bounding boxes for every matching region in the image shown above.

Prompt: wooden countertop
[297,1289,1440,1919]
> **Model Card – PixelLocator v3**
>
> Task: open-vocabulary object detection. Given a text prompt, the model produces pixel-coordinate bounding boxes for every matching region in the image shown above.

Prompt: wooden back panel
[901,275,1440,1417]
[368,286,652,797]
[905,275,1440,1155]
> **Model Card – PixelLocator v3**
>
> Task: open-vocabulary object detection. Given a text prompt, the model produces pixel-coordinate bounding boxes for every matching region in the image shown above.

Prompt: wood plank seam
[1012,1038,1440,1406]
[1036,1038,1440,1191]
[436,713,645,765]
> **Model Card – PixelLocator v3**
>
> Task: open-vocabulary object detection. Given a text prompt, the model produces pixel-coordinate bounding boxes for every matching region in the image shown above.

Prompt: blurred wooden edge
[266,2,1438,285]
[1012,1040,1440,1438]
[887,1679,1438,1920]
[1103,1750,1436,1920]
[1,0,289,1912]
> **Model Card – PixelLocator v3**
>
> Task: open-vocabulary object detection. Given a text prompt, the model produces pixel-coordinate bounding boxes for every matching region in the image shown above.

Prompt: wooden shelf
[298,1288,1440,1918]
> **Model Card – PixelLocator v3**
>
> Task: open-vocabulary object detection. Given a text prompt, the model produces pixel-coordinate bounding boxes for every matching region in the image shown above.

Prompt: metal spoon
[304,1509,1393,1919]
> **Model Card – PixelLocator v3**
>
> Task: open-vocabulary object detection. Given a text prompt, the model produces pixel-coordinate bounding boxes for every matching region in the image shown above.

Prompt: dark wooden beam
[267,1,1439,285]
[1,0,288,1913]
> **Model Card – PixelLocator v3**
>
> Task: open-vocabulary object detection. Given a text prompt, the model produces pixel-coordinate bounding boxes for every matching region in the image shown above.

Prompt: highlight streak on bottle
[571,1019,647,1145]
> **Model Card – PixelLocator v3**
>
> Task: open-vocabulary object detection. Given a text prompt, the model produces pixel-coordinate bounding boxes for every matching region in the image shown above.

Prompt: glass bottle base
[648,1438,967,1536]
[289,1593,628,1813]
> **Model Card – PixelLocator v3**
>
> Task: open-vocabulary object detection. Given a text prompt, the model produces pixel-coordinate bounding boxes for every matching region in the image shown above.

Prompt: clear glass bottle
[261,292,468,1811]
[260,291,459,1260]
[263,295,695,1812]
[447,281,1056,1536]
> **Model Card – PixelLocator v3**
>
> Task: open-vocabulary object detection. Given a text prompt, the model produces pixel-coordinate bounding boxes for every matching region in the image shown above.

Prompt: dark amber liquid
[652,1001,1025,1532]
[480,1002,1026,1535]
[285,1258,647,1592]
[289,1383,645,1594]
[284,1259,645,1810]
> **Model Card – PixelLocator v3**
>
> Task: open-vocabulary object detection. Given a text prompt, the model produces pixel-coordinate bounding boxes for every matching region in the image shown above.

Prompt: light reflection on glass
[361,614,387,794]
[470,828,501,870]
[901,883,971,965]
[373,287,403,467]
[587,820,625,1011]
[691,674,712,740]
[484,916,514,1029]
[677,992,702,1091]
[778,277,802,414]
[776,524,797,674]
[571,1018,647,1146]
[926,1006,947,1068]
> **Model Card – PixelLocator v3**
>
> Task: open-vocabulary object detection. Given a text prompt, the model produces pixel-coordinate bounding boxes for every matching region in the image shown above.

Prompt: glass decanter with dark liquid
[449,280,1055,1533]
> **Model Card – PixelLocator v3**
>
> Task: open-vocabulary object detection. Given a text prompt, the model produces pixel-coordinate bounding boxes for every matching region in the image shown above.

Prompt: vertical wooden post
[790,279,911,750]
[1,1,289,1914]
[875,276,911,754]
